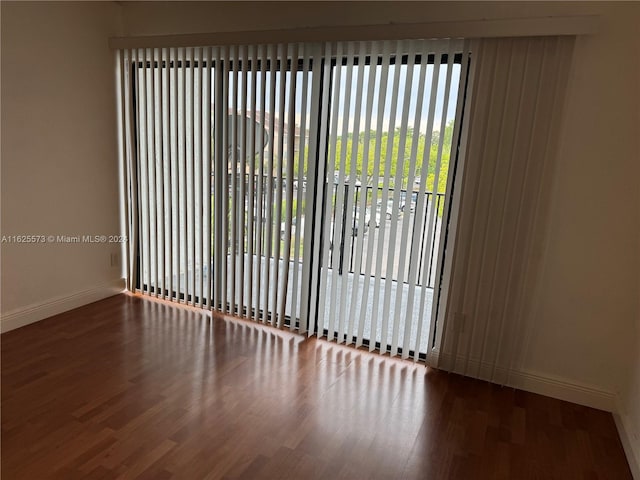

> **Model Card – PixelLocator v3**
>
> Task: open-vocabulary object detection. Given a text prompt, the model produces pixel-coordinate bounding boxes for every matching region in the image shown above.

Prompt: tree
[261,118,456,209]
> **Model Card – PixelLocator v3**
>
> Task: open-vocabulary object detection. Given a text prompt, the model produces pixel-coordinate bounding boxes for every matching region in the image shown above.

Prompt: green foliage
[212,122,457,252]
[326,120,455,194]
[258,121,455,197]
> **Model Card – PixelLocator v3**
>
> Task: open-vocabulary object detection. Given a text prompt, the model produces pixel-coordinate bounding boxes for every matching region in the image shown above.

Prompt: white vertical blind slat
[181,47,189,303]
[375,40,403,354]
[173,49,180,299]
[263,44,277,325]
[213,47,223,310]
[161,48,171,300]
[152,47,165,299]
[188,47,196,305]
[229,45,238,314]
[361,40,392,352]
[255,45,267,322]
[332,42,355,344]
[254,46,265,322]
[137,49,147,293]
[312,43,329,336]
[352,42,379,348]
[194,47,203,307]
[122,50,138,291]
[135,48,145,294]
[317,41,342,339]
[220,46,230,312]
[279,43,299,327]
[201,47,209,307]
[346,40,373,346]
[305,43,330,335]
[262,45,277,323]
[139,48,151,295]
[247,45,258,318]
[239,45,248,315]
[290,46,309,330]
[278,43,298,330]
[116,51,129,289]
[148,48,158,297]
[271,44,287,328]
[384,42,416,357]
[184,48,192,302]
[342,41,366,346]
[203,46,212,308]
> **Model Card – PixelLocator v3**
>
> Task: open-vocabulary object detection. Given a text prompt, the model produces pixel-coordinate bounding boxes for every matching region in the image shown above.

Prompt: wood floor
[1,294,632,479]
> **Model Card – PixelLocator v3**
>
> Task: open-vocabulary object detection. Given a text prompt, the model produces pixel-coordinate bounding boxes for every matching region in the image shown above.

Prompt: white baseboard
[507,369,616,412]
[0,278,126,333]
[430,349,616,412]
[615,405,640,479]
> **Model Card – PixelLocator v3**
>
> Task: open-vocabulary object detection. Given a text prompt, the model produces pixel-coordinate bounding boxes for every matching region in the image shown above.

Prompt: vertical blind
[120,48,213,307]
[313,40,469,360]
[211,43,319,332]
[119,45,319,329]
[117,39,469,362]
[437,36,575,382]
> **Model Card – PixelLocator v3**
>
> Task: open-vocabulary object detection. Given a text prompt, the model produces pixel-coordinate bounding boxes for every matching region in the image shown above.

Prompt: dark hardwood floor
[1,294,632,479]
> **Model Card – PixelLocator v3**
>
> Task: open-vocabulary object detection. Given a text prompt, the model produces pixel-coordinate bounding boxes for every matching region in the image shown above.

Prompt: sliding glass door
[315,40,467,359]
[212,45,318,331]
[129,48,213,307]
[119,39,469,361]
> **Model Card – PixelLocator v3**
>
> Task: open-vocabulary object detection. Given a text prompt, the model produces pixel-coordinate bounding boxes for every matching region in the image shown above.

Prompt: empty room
[1,1,639,479]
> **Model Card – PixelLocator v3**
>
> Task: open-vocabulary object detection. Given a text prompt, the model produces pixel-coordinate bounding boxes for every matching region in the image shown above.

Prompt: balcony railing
[327,184,444,289]
[222,174,444,290]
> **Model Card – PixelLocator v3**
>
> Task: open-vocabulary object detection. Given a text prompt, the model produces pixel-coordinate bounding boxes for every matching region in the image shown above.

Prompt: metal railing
[327,184,444,289]
[221,174,445,289]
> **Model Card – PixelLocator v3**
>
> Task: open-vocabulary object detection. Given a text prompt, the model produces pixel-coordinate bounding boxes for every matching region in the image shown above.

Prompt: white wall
[120,1,609,37]
[517,6,638,472]
[1,2,125,329]
[521,0,639,397]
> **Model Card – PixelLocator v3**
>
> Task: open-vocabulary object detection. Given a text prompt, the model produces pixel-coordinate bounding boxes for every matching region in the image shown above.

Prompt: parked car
[399,191,418,213]
[376,200,396,220]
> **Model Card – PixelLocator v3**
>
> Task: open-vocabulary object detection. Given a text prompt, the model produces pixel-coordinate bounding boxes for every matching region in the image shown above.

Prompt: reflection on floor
[1,294,632,479]
[166,254,434,353]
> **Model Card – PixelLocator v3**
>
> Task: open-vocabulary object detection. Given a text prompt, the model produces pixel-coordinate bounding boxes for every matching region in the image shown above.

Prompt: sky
[331,63,461,132]
[216,61,462,135]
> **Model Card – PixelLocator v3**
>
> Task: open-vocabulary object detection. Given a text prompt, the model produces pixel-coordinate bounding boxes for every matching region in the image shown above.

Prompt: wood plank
[1,294,633,479]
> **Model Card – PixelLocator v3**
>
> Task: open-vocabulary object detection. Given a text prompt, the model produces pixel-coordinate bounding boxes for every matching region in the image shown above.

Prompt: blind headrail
[109,15,599,50]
